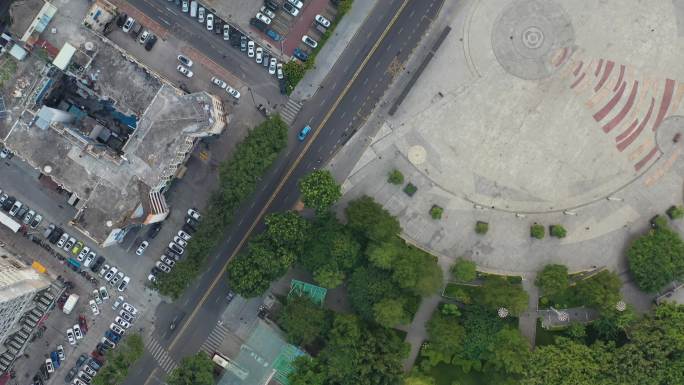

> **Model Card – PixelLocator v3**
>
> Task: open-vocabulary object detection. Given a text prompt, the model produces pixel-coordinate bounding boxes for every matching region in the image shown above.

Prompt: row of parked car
[44,226,130,292]
[0,190,43,228]
[62,353,100,385]
[147,208,200,282]
[118,14,158,51]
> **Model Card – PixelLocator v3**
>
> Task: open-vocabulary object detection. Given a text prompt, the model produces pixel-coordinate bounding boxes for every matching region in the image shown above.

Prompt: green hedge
[155,116,288,298]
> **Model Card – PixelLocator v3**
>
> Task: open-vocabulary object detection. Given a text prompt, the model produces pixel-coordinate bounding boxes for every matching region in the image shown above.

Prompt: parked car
[173,236,188,248]
[114,317,131,329]
[123,303,138,316]
[206,13,214,30]
[315,14,331,28]
[198,6,205,22]
[247,40,255,57]
[288,0,303,8]
[260,6,276,19]
[264,0,279,11]
[187,208,201,220]
[66,328,76,345]
[177,230,192,241]
[119,310,135,323]
[99,264,110,277]
[110,272,124,286]
[177,65,194,78]
[223,24,230,40]
[277,63,284,79]
[169,242,184,255]
[302,35,318,48]
[282,2,299,16]
[73,324,83,340]
[45,358,54,373]
[99,286,109,301]
[269,58,277,75]
[255,12,272,25]
[83,251,96,268]
[256,47,263,64]
[144,34,158,51]
[9,200,22,216]
[23,209,35,224]
[211,77,227,89]
[57,233,69,248]
[250,17,267,32]
[266,29,282,41]
[298,125,312,141]
[104,267,117,281]
[181,0,189,12]
[30,214,42,228]
[293,47,309,61]
[166,249,182,261]
[122,17,135,33]
[138,30,150,44]
[57,345,65,361]
[91,256,105,273]
[110,323,125,336]
[147,223,162,238]
[161,256,176,268]
[240,35,247,51]
[177,54,193,67]
[105,330,121,343]
[65,368,77,382]
[112,296,123,310]
[77,246,90,262]
[64,237,76,252]
[155,261,171,273]
[92,289,102,305]
[117,276,130,292]
[135,241,149,256]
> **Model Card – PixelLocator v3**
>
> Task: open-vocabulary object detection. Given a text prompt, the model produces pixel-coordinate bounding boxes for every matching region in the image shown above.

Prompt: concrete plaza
[335,0,684,277]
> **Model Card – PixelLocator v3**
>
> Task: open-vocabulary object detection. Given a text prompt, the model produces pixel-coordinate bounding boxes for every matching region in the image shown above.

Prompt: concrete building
[8,0,58,44]
[3,31,227,246]
[0,248,50,347]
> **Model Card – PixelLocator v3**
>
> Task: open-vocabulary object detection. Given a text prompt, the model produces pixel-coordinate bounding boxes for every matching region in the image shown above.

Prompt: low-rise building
[3,31,227,246]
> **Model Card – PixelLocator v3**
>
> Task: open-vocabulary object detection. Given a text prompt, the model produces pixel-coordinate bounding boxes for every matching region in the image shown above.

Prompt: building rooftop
[8,0,45,39]
[3,34,226,243]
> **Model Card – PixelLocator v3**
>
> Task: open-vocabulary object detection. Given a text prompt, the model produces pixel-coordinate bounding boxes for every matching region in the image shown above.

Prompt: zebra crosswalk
[279,99,303,125]
[146,336,178,374]
[199,323,229,354]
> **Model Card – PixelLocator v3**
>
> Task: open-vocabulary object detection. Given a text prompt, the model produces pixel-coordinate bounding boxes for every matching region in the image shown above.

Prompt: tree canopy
[278,295,330,347]
[345,195,401,242]
[226,236,293,297]
[298,170,342,214]
[479,276,529,315]
[451,258,477,282]
[574,270,621,311]
[535,264,569,298]
[627,225,684,292]
[166,352,215,385]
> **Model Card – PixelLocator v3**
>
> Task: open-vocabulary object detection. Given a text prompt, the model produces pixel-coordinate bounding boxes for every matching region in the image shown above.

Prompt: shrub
[451,258,477,282]
[667,205,684,220]
[430,205,443,220]
[283,61,306,95]
[550,225,567,238]
[448,287,472,304]
[387,169,404,185]
[651,214,669,229]
[531,223,545,239]
[404,183,417,197]
[475,221,489,234]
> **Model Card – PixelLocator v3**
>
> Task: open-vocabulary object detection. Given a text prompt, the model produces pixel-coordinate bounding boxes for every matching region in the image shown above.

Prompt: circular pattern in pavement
[408,145,427,165]
[491,0,575,79]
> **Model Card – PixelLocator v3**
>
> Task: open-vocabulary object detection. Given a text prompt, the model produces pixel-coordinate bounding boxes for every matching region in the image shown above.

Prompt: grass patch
[443,283,481,301]
[535,319,565,346]
[403,183,417,196]
[0,58,18,89]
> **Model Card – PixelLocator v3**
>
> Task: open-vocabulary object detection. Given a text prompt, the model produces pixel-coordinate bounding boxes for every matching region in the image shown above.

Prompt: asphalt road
[123,0,444,383]
[128,0,284,102]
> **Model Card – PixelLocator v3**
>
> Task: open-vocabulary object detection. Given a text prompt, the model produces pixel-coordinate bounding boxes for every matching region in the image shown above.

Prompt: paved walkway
[519,273,539,346]
[291,0,381,101]
[401,294,441,371]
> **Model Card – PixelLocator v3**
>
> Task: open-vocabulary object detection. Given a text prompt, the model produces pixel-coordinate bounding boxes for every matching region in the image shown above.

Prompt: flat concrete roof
[8,0,45,38]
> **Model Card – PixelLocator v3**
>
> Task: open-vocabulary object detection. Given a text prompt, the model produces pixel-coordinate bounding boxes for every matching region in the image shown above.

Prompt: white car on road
[247,41,255,58]
[211,77,227,89]
[226,86,241,99]
[255,12,272,25]
[256,47,263,64]
[269,58,277,75]
[66,328,76,345]
[135,241,149,256]
[177,55,193,67]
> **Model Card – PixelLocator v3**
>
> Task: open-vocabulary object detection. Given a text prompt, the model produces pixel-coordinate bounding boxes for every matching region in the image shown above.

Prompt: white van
[190,1,198,17]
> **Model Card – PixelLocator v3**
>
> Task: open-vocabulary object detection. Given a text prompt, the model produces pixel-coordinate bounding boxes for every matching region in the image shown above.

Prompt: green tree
[167,352,215,385]
[388,169,404,185]
[404,373,436,385]
[574,270,621,311]
[429,205,443,220]
[289,356,327,385]
[667,205,684,219]
[92,334,144,385]
[264,211,311,250]
[522,337,612,385]
[565,322,587,340]
[422,310,465,368]
[475,221,489,234]
[279,295,330,346]
[627,226,684,292]
[226,238,293,297]
[457,305,506,366]
[592,306,636,341]
[549,225,567,238]
[530,224,545,239]
[391,247,443,296]
[373,298,410,327]
[313,267,345,288]
[441,303,461,317]
[535,264,569,298]
[451,258,477,282]
[347,266,398,321]
[298,170,341,214]
[345,195,401,242]
[484,327,531,375]
[480,276,529,315]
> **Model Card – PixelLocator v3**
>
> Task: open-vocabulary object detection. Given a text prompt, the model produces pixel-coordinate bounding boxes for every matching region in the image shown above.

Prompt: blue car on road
[266,29,282,42]
[298,125,312,141]
[105,330,121,343]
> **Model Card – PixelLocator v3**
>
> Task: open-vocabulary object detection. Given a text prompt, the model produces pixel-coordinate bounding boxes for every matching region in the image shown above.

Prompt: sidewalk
[290,0,381,101]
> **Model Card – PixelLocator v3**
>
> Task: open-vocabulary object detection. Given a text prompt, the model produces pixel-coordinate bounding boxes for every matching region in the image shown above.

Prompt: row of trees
[156,116,288,298]
[93,334,144,385]
[536,264,622,312]
[227,170,443,328]
[166,352,215,385]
